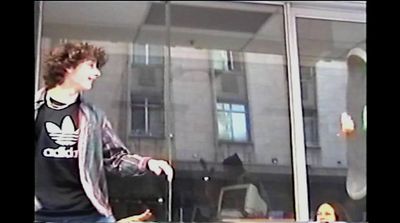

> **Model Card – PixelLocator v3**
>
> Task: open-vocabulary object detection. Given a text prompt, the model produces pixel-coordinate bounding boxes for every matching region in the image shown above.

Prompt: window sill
[218,139,253,146]
[131,63,164,68]
[306,145,321,150]
[214,69,244,75]
[129,134,165,140]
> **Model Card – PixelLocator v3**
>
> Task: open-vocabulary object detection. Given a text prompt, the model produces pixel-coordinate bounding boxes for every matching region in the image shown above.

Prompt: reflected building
[35,1,366,222]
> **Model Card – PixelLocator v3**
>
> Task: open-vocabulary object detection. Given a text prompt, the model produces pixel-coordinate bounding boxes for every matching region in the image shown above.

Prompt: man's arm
[102,117,173,181]
[102,116,150,176]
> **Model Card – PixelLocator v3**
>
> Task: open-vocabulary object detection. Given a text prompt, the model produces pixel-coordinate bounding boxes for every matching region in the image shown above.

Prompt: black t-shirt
[35,97,97,217]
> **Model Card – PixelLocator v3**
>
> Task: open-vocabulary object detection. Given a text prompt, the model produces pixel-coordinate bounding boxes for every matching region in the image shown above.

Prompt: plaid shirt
[34,88,151,216]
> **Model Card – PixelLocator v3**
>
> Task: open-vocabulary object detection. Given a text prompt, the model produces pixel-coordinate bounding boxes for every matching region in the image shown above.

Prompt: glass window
[131,97,164,137]
[133,43,164,66]
[232,104,245,112]
[132,106,146,133]
[38,1,365,222]
[40,2,169,221]
[212,50,242,72]
[169,2,294,221]
[297,18,366,222]
[217,102,249,142]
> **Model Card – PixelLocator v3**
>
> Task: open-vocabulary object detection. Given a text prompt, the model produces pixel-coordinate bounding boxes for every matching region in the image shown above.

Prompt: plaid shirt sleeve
[101,117,152,176]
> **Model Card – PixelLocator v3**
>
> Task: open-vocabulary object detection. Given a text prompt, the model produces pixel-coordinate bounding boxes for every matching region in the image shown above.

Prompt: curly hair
[43,41,108,89]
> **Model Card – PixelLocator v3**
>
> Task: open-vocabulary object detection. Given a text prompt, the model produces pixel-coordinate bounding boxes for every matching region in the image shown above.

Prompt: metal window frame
[131,98,164,136]
[216,102,249,142]
[284,2,366,221]
[34,1,43,95]
[283,3,309,221]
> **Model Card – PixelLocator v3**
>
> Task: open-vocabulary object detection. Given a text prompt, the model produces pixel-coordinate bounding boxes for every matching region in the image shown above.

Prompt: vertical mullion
[284,3,310,221]
[164,2,174,221]
[144,98,149,134]
[145,43,149,65]
[229,50,234,70]
[35,1,43,97]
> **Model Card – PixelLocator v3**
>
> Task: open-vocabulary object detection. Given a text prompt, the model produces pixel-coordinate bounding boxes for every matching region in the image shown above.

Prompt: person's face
[64,60,101,91]
[316,203,336,222]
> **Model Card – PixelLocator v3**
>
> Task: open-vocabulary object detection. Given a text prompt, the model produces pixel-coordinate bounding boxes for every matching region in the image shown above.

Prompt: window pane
[212,50,229,71]
[231,104,245,112]
[149,108,164,137]
[217,111,232,140]
[232,112,247,141]
[216,102,248,142]
[133,44,146,65]
[297,18,366,222]
[149,44,164,65]
[303,113,318,147]
[216,103,223,110]
[169,2,293,221]
[223,103,230,111]
[39,1,298,222]
[132,107,145,134]
[40,2,168,221]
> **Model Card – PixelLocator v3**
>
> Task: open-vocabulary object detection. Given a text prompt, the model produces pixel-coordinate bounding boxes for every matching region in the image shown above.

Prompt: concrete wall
[245,52,292,166]
[170,47,216,162]
[315,60,348,167]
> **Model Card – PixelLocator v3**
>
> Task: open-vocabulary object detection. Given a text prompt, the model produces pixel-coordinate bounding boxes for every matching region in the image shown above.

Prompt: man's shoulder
[80,100,106,116]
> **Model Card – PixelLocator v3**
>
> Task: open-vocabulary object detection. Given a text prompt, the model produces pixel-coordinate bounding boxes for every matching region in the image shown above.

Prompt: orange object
[117,209,153,223]
[340,112,355,136]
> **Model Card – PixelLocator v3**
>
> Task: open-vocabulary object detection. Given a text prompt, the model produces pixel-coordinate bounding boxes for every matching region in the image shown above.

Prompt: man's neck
[47,85,80,105]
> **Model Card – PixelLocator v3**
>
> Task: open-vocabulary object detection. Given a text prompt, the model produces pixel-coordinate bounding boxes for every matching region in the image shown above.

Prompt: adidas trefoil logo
[43,116,80,158]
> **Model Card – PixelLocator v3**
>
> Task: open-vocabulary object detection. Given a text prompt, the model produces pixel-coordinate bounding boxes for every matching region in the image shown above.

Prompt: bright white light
[158,198,164,203]
[203,176,210,181]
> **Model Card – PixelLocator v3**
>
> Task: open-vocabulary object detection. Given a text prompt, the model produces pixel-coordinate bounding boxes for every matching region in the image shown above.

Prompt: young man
[34,42,173,223]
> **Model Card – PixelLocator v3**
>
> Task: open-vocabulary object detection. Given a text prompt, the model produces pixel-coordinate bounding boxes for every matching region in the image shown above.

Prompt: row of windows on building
[131,97,250,142]
[130,44,319,147]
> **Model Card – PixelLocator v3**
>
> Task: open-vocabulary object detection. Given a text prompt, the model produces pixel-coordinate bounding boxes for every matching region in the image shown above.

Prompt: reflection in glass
[40,1,169,221]
[168,2,293,222]
[39,1,295,222]
[217,102,248,142]
[131,98,164,137]
[217,110,233,140]
[297,18,366,222]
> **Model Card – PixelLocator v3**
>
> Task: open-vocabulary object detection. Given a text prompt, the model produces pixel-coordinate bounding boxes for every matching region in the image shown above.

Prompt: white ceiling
[42,1,285,54]
[297,18,365,64]
[42,1,365,62]
[43,1,150,28]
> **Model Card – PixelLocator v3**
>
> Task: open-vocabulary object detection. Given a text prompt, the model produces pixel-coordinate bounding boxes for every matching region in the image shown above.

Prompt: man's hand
[117,209,153,223]
[147,159,174,182]
[340,112,355,136]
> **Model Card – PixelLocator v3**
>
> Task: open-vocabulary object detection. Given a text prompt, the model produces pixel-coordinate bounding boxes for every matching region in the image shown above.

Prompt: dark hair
[223,153,244,167]
[222,153,245,174]
[43,42,107,89]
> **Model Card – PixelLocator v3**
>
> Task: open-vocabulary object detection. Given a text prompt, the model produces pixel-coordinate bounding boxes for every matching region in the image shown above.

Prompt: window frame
[286,3,366,221]
[130,96,165,139]
[132,43,165,67]
[216,101,252,143]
